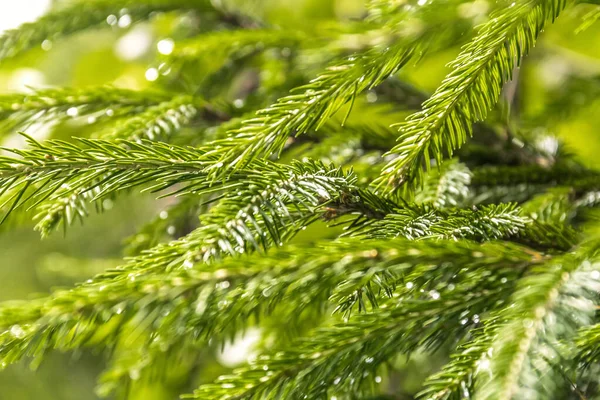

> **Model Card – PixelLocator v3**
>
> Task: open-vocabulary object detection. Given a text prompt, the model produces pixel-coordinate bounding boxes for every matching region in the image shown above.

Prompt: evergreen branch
[98,96,199,140]
[0,136,212,226]
[417,317,501,400]
[353,203,577,251]
[188,241,535,400]
[201,38,421,174]
[167,29,305,81]
[414,161,472,208]
[477,243,600,400]
[77,160,362,280]
[0,240,533,373]
[0,87,173,136]
[0,0,215,62]
[376,0,572,190]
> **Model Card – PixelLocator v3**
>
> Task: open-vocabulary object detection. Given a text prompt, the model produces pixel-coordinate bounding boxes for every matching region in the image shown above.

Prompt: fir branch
[188,241,536,400]
[0,87,173,137]
[200,38,421,174]
[353,203,577,251]
[414,161,472,208]
[0,136,213,227]
[0,0,215,62]
[417,317,501,400]
[166,28,305,81]
[476,243,600,400]
[98,96,199,141]
[377,0,572,190]
[0,240,532,374]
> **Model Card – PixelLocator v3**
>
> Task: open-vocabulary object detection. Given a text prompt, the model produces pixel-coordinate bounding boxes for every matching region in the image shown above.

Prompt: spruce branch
[98,95,199,141]
[417,317,501,400]
[188,241,537,400]
[0,87,173,137]
[0,240,532,374]
[0,0,215,62]
[201,38,420,175]
[166,28,305,82]
[476,242,600,400]
[0,135,213,227]
[376,0,572,191]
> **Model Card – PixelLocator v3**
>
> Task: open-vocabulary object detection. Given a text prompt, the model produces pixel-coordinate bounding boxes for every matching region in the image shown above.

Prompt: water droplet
[87,116,97,124]
[129,368,141,380]
[10,325,25,339]
[592,270,600,280]
[167,225,176,235]
[106,15,118,26]
[218,280,231,289]
[183,259,194,269]
[145,67,159,82]
[106,108,115,117]
[365,357,374,364]
[429,290,440,300]
[375,376,382,383]
[233,99,245,108]
[102,199,113,210]
[159,211,169,220]
[66,107,78,117]
[405,282,414,289]
[118,14,132,28]
[157,38,174,55]
[41,40,52,51]
[333,377,341,385]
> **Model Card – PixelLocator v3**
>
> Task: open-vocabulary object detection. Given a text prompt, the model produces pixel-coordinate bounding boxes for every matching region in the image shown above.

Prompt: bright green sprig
[0,0,215,62]
[377,0,572,190]
[417,317,501,400]
[477,244,600,400]
[99,95,199,140]
[166,29,305,80]
[0,87,173,138]
[189,241,536,400]
[0,240,529,375]
[201,38,420,174]
[0,136,212,226]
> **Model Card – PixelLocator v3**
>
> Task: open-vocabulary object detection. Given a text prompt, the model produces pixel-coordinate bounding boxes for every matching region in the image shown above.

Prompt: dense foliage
[0,0,600,399]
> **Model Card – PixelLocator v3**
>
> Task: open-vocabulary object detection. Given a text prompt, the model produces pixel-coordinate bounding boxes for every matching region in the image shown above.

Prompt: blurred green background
[0,0,599,399]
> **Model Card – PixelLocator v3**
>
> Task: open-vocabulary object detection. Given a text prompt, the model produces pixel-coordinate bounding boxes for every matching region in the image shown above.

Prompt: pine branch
[414,161,472,208]
[200,37,419,175]
[0,136,213,227]
[376,0,572,191]
[417,317,501,400]
[0,0,215,62]
[0,87,173,138]
[188,241,537,400]
[98,96,199,141]
[476,242,600,400]
[166,29,305,82]
[0,240,532,374]
[353,203,577,251]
